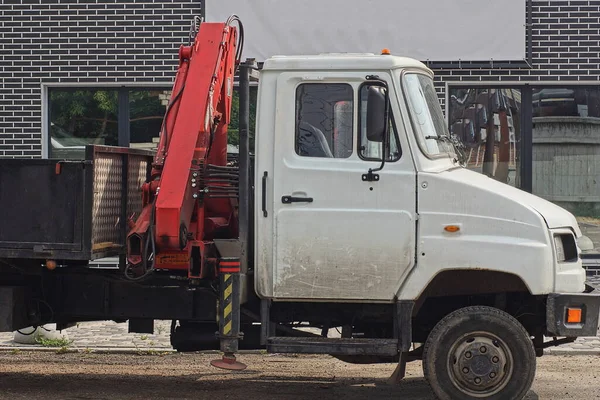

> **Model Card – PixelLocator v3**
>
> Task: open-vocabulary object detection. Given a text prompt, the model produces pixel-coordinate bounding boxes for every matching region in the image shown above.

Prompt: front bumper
[546,284,600,337]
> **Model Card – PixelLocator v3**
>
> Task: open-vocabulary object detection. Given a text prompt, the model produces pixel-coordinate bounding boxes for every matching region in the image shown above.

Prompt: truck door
[266,74,416,301]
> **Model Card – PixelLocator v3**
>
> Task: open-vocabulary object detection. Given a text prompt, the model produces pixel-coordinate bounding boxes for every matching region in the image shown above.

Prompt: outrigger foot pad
[210,353,247,371]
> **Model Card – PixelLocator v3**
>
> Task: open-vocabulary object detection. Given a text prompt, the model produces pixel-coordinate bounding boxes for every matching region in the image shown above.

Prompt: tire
[422,306,536,400]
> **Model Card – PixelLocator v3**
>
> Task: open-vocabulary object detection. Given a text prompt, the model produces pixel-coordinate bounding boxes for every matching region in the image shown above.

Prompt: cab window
[295,83,354,158]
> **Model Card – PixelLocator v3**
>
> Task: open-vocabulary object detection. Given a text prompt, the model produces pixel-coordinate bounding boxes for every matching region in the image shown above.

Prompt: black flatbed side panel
[0,145,154,261]
[0,159,87,259]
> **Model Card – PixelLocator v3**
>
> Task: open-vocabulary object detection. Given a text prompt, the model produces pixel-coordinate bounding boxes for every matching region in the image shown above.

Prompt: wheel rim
[447,331,514,397]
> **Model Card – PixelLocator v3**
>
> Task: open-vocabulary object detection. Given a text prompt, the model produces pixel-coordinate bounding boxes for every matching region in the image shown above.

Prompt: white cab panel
[256,69,416,301]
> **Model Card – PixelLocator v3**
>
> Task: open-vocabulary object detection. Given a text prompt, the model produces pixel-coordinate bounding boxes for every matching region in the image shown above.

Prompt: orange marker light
[46,260,57,271]
[566,307,582,323]
[444,225,460,233]
[381,48,391,55]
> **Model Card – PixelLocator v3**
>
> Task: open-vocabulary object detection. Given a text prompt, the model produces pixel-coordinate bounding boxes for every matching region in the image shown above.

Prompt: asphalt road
[0,352,598,399]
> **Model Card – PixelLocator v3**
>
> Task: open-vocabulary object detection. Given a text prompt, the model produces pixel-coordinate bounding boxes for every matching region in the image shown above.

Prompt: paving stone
[0,319,598,355]
[0,320,172,350]
[1,293,600,354]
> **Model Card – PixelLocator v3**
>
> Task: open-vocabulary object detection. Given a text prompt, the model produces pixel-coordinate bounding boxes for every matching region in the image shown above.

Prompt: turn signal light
[444,225,460,233]
[566,307,582,323]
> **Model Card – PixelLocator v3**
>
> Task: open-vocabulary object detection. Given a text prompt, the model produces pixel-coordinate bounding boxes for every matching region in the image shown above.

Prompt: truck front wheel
[422,305,536,400]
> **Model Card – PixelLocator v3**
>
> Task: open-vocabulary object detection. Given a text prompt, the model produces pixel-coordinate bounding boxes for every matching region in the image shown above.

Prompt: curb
[544,348,600,356]
[0,346,175,355]
[0,345,598,356]
[0,346,268,355]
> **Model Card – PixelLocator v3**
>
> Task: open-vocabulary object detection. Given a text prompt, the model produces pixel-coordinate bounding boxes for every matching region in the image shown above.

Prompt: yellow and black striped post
[210,257,246,370]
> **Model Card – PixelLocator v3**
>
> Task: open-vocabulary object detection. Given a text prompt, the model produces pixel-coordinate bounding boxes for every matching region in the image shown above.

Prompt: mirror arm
[370,95,389,174]
[367,76,389,174]
[362,75,389,182]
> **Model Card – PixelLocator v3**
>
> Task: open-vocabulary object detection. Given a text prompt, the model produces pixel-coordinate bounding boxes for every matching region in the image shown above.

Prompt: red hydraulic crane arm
[154,21,238,249]
[127,18,240,272]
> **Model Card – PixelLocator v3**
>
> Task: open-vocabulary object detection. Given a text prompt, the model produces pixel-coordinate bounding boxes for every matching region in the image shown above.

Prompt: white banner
[206,0,526,62]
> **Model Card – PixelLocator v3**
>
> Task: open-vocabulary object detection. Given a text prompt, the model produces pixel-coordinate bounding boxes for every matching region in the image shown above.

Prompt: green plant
[35,335,73,348]
[140,335,148,341]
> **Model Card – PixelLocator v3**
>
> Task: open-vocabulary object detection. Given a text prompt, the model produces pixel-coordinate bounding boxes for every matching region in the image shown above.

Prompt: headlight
[554,235,566,262]
[553,233,578,263]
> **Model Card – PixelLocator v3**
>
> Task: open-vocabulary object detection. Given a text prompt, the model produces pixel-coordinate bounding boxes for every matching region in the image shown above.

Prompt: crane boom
[126,18,241,277]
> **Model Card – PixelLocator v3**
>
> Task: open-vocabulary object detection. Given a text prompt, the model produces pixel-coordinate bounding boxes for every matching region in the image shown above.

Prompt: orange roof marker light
[444,225,461,233]
[381,48,391,55]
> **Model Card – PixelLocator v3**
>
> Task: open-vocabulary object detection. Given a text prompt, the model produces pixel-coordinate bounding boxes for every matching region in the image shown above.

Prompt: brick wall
[1,1,600,157]
[431,0,600,110]
[0,0,203,158]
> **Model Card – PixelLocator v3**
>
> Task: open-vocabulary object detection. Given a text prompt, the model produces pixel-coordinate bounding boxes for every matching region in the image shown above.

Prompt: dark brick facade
[0,0,203,157]
[1,1,600,157]
[431,0,600,110]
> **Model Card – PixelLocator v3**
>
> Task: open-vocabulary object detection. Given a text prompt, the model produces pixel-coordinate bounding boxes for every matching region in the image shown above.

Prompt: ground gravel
[0,352,598,399]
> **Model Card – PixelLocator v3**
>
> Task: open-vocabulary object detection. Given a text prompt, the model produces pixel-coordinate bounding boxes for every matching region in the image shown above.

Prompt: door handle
[281,195,313,204]
[262,171,268,217]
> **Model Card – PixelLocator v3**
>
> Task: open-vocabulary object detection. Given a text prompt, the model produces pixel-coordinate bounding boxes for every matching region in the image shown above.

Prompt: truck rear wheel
[422,306,535,400]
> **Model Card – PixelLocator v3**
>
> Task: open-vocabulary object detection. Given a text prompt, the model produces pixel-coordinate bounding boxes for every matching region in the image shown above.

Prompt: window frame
[400,70,455,161]
[128,88,175,150]
[357,81,402,163]
[47,86,121,159]
[294,82,355,159]
[44,84,172,159]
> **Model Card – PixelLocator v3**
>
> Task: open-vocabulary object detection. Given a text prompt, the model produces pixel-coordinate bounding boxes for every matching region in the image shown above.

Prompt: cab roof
[262,53,432,75]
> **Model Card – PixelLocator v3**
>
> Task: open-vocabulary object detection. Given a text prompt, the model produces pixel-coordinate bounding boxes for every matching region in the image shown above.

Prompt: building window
[48,86,256,159]
[450,85,600,256]
[49,89,119,159]
[229,86,258,152]
[448,87,522,188]
[532,86,600,255]
[130,89,171,151]
[295,83,354,158]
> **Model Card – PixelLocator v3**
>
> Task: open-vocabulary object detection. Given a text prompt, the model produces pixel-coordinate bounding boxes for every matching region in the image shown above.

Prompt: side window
[359,85,401,161]
[295,83,354,158]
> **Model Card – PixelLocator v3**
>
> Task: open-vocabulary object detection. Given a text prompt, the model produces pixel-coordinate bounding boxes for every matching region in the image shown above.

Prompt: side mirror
[366,85,387,142]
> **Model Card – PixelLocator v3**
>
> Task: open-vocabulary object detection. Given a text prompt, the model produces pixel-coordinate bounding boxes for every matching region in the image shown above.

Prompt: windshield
[402,73,455,157]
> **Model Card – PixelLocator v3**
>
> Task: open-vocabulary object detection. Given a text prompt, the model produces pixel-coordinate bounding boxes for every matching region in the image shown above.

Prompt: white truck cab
[255,53,585,301]
[253,53,600,399]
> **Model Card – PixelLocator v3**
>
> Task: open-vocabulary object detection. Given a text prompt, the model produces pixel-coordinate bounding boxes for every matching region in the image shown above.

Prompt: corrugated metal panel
[92,153,123,252]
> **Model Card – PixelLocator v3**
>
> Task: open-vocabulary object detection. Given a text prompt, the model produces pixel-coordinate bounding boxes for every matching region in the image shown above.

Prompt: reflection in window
[295,83,353,158]
[359,85,400,161]
[448,88,521,187]
[532,86,600,255]
[130,90,170,151]
[229,86,258,151]
[49,89,118,159]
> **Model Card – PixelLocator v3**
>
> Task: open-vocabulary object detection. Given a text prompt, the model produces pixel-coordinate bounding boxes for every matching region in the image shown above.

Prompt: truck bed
[0,145,153,261]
